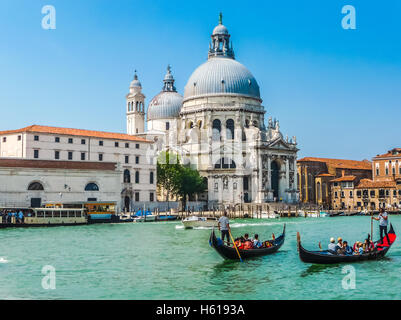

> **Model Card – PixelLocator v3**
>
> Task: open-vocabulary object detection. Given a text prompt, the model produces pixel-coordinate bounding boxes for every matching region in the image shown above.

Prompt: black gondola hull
[209,225,285,260]
[297,224,396,264]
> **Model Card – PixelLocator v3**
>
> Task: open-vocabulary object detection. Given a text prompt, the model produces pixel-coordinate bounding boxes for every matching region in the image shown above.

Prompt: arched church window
[212,119,221,141]
[215,158,236,169]
[253,120,258,128]
[28,182,44,191]
[226,119,234,140]
[245,119,250,128]
[136,101,139,112]
[85,183,99,191]
[123,169,131,183]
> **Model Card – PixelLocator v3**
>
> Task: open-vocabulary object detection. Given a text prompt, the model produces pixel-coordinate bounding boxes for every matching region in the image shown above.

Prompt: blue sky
[0,0,400,160]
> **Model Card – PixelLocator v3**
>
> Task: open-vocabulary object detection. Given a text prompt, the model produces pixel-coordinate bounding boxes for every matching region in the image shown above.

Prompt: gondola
[209,224,286,260]
[297,224,396,264]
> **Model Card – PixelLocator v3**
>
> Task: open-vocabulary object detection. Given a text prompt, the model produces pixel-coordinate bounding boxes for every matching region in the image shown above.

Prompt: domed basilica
[126,14,299,205]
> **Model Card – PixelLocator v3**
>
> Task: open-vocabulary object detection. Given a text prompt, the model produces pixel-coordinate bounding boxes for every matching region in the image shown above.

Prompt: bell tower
[126,70,145,135]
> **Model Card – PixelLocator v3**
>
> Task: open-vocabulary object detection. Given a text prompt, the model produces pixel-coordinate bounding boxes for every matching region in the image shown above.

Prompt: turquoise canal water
[1,216,401,300]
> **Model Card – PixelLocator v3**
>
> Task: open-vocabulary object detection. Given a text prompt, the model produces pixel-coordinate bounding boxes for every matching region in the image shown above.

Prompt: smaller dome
[147,92,183,121]
[213,24,229,35]
[130,72,142,88]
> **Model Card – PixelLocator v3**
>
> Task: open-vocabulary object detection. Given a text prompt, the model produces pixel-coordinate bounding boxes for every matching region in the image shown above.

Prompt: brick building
[297,157,372,208]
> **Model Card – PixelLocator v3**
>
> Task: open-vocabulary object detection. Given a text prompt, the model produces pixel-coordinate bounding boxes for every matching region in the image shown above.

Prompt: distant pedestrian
[372,208,390,244]
[218,211,230,246]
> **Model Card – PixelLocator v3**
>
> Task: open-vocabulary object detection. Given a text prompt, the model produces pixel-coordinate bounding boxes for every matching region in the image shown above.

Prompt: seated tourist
[253,234,262,248]
[358,243,364,255]
[336,237,343,251]
[243,240,254,250]
[364,238,374,252]
[343,241,353,255]
[244,233,252,242]
[328,238,337,252]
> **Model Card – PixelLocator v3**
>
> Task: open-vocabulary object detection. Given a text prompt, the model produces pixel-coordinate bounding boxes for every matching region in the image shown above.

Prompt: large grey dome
[147,91,183,121]
[183,57,261,102]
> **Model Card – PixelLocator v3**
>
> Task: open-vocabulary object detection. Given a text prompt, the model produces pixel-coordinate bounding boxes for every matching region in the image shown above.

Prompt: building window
[150,192,154,202]
[150,171,154,184]
[226,119,235,140]
[2,137,6,142]
[125,143,129,148]
[166,122,170,131]
[370,190,376,198]
[85,183,99,191]
[212,119,221,141]
[81,139,86,145]
[334,192,338,198]
[125,155,129,164]
[135,192,140,202]
[135,171,140,183]
[28,182,44,191]
[81,153,86,161]
[115,142,119,147]
[124,169,131,183]
[386,190,390,197]
[18,135,21,141]
[376,168,380,176]
[34,135,39,141]
[68,138,73,144]
[349,191,353,198]
[386,168,389,175]
[55,137,60,143]
[99,141,103,146]
[68,152,73,160]
[356,190,361,198]
[99,154,103,161]
[135,156,139,164]
[136,144,140,149]
[55,151,60,160]
[34,150,39,159]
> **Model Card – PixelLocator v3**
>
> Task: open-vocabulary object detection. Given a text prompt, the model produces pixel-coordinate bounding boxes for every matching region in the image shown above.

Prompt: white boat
[182,216,218,229]
[134,215,157,222]
[319,211,328,217]
[254,213,280,219]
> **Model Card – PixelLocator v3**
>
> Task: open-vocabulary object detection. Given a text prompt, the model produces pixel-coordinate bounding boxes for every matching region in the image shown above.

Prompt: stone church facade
[127,15,299,205]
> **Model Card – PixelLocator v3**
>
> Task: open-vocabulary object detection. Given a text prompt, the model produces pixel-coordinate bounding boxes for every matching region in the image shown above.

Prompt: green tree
[156,151,181,203]
[176,166,207,212]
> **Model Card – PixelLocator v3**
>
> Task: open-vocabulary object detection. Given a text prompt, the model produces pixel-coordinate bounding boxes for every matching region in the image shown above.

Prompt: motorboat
[182,216,218,229]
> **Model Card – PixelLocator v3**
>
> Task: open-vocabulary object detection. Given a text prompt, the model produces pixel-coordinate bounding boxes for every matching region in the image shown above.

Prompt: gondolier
[218,211,230,246]
[372,208,390,244]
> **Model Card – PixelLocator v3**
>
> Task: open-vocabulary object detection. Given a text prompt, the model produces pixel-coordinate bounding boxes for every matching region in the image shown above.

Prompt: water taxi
[0,207,86,228]
[46,201,118,223]
[182,216,218,229]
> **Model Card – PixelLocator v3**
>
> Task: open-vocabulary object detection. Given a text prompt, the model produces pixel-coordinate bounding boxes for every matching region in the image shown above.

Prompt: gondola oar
[371,211,373,242]
[229,229,243,262]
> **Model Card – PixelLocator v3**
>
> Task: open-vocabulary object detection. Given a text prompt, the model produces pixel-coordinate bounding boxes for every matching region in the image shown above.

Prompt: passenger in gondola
[253,234,262,248]
[336,237,343,250]
[343,241,353,255]
[363,238,374,253]
[328,238,337,253]
[243,234,253,250]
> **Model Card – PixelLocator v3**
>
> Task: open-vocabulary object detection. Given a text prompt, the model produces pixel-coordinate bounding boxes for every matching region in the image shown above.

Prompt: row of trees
[157,151,207,211]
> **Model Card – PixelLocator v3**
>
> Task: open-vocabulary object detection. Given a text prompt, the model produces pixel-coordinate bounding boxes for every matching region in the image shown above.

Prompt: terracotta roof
[330,175,356,182]
[0,125,152,143]
[374,148,401,159]
[356,179,397,189]
[298,157,371,170]
[316,173,335,177]
[0,159,117,171]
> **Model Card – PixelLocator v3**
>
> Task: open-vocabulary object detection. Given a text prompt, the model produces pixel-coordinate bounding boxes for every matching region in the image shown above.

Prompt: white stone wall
[0,166,122,210]
[0,131,157,209]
